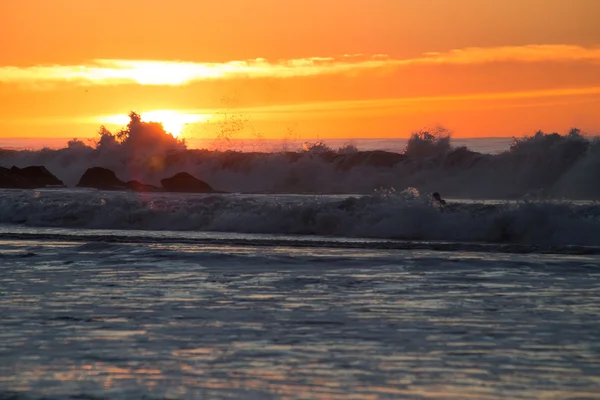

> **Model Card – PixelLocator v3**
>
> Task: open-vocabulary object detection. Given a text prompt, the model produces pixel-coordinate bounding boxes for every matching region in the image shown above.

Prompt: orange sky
[1,0,599,142]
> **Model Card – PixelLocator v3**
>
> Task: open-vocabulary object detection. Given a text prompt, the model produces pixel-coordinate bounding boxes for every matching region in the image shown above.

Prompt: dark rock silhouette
[126,180,162,192]
[0,168,28,188]
[11,166,64,187]
[161,172,214,193]
[77,167,161,192]
[432,192,446,205]
[0,166,63,189]
[77,167,128,190]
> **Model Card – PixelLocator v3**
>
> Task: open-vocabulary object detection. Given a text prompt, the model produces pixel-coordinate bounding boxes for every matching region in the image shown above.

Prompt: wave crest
[1,189,599,246]
[1,116,599,199]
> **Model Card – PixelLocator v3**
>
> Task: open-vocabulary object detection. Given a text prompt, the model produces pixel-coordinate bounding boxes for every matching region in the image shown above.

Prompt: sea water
[0,137,514,155]
[1,189,599,399]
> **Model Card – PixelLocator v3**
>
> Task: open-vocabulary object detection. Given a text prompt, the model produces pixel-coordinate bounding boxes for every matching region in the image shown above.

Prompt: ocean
[1,135,600,399]
[0,137,514,155]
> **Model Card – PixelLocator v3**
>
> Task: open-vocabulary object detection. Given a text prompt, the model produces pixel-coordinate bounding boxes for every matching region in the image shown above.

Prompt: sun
[99,110,211,137]
[142,110,210,137]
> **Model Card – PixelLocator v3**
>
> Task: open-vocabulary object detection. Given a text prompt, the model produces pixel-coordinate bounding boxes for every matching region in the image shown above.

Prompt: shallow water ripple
[1,241,599,399]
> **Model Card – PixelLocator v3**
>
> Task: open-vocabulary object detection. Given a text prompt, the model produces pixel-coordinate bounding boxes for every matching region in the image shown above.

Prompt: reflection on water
[0,240,599,399]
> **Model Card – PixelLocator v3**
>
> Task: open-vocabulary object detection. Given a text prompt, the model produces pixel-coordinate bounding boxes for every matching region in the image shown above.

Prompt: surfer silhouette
[432,192,446,205]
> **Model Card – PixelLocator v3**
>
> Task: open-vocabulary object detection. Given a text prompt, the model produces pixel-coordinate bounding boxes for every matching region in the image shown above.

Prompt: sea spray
[1,189,599,246]
[1,114,598,198]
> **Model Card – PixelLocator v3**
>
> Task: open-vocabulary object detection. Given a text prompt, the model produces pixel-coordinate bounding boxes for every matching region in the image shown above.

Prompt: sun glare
[99,110,211,137]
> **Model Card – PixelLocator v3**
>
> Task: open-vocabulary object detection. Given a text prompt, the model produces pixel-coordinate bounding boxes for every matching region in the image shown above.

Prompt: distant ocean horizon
[0,136,515,154]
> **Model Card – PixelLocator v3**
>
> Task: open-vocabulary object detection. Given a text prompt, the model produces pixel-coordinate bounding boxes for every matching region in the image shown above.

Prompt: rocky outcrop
[77,167,127,190]
[76,168,213,193]
[160,172,214,193]
[0,166,64,189]
[76,167,161,192]
[126,180,162,192]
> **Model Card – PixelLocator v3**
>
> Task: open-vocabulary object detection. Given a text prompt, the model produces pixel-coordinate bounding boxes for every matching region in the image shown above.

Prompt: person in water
[432,192,446,205]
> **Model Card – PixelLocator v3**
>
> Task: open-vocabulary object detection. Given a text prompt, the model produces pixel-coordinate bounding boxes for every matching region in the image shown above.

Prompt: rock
[161,172,214,193]
[76,167,128,190]
[11,166,64,187]
[76,167,160,192]
[126,180,162,192]
[0,167,29,188]
[0,165,63,189]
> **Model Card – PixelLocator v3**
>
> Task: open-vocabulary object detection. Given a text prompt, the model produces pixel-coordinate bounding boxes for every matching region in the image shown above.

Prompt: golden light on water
[98,110,212,137]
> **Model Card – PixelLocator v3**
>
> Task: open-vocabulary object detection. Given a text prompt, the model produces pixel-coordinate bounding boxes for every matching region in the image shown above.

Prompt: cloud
[1,45,599,87]
[0,56,388,87]
[233,86,600,115]
[419,44,600,64]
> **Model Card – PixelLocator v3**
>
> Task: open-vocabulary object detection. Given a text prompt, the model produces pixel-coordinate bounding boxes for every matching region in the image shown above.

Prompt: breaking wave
[1,123,599,199]
[1,188,599,247]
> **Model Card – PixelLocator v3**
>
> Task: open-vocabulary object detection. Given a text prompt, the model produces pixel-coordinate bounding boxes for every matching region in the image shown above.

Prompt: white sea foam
[0,188,599,247]
[1,130,598,199]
